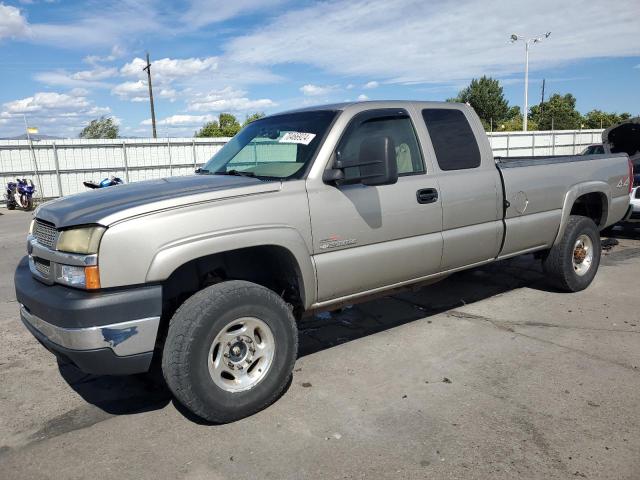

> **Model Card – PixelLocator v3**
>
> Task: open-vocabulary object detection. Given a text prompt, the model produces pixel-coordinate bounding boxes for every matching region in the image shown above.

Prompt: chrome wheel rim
[208,317,275,393]
[572,234,594,277]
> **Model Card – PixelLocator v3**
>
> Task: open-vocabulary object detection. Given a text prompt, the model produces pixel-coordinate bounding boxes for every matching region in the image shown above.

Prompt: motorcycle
[5,178,36,211]
[83,175,125,189]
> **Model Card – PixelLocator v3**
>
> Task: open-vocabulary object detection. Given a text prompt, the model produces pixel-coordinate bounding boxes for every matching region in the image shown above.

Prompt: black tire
[7,202,15,210]
[542,215,601,292]
[162,280,298,423]
[25,198,34,211]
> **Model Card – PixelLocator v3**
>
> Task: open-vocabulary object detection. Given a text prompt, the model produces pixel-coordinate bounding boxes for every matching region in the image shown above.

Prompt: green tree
[582,110,632,129]
[218,113,241,136]
[529,93,582,130]
[195,120,221,137]
[195,113,242,137]
[79,116,119,139]
[243,112,265,127]
[447,76,510,130]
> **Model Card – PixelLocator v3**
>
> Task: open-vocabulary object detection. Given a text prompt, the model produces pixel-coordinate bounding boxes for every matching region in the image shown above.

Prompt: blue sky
[0,0,638,137]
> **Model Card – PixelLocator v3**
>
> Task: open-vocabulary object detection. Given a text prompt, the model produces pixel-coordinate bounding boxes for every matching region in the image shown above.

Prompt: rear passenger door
[419,107,503,270]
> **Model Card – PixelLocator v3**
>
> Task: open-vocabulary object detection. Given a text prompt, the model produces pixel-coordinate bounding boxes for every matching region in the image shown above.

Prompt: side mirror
[323,135,398,186]
[358,135,398,186]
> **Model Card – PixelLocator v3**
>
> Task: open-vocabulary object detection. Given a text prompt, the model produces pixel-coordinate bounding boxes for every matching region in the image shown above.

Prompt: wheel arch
[553,182,610,246]
[148,226,316,311]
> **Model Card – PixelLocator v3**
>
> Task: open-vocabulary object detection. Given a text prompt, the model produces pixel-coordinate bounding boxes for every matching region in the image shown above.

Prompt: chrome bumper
[20,305,160,357]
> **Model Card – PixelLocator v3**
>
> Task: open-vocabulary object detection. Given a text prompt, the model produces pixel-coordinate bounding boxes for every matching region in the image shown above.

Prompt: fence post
[52,142,64,197]
[552,130,556,156]
[122,141,130,182]
[506,133,510,157]
[572,131,577,155]
[192,139,197,169]
[167,137,173,176]
[531,132,536,156]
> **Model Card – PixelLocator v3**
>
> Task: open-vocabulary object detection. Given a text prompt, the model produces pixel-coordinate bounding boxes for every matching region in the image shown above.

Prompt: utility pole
[143,52,157,138]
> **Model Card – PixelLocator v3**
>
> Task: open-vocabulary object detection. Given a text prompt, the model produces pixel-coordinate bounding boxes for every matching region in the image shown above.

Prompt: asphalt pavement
[1,209,639,479]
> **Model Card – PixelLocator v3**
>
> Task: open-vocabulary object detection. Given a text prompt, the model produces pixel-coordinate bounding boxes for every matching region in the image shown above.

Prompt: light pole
[510,32,551,131]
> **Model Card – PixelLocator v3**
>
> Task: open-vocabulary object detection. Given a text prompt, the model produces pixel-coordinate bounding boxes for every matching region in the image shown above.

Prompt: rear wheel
[542,215,601,292]
[162,280,298,423]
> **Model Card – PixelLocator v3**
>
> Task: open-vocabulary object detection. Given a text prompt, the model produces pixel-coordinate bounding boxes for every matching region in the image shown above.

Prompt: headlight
[56,226,105,254]
[56,264,101,289]
[28,219,35,235]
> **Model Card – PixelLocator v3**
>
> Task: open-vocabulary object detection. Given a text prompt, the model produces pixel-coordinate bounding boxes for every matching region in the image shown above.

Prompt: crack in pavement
[446,310,640,373]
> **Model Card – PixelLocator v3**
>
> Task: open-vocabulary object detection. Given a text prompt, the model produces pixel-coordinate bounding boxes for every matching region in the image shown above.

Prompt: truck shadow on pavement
[57,253,554,423]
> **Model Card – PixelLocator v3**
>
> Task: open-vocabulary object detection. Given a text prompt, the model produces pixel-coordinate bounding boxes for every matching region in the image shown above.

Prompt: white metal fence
[1,129,604,201]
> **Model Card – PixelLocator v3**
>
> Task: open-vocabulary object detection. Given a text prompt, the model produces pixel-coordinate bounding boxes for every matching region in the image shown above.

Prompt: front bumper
[15,256,162,375]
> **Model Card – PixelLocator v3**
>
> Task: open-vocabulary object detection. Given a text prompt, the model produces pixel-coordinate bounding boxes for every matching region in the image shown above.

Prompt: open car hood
[603,116,640,168]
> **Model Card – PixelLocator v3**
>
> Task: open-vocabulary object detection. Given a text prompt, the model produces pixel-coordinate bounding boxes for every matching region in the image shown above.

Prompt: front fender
[145,225,317,308]
[553,181,610,246]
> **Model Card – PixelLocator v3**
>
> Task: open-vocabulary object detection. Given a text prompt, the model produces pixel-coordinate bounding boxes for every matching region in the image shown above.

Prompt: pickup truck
[15,101,633,423]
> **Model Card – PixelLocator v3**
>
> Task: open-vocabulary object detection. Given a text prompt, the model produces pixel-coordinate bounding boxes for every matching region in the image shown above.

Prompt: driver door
[307,109,443,303]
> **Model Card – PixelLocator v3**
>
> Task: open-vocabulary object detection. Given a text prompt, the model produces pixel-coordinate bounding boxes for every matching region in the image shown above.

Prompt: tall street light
[510,32,551,131]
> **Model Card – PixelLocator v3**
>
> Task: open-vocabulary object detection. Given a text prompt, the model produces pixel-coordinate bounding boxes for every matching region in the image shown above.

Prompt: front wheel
[162,280,298,423]
[542,215,601,292]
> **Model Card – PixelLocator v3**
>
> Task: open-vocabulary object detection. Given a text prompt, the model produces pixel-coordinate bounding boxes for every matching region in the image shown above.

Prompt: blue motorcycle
[5,178,35,211]
[83,176,124,189]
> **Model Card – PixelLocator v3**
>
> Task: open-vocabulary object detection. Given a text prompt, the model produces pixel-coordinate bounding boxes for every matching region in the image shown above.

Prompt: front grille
[33,257,51,277]
[33,219,57,249]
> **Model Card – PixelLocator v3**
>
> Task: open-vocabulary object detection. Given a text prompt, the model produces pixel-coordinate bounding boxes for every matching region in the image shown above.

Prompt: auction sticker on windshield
[279,131,316,145]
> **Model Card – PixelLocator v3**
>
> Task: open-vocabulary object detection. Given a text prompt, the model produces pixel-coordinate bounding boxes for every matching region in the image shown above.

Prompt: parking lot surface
[1,209,639,479]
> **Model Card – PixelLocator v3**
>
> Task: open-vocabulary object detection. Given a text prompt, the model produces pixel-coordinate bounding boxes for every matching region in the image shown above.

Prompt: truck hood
[36,175,281,228]
[603,116,640,168]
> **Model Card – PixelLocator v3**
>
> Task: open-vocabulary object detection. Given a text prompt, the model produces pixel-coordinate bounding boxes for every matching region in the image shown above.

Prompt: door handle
[416,188,438,204]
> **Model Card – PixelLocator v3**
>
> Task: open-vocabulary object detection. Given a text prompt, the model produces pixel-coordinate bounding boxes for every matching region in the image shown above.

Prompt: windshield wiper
[217,169,256,177]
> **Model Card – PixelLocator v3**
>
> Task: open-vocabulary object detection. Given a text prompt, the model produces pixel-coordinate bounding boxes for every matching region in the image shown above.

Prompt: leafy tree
[447,76,510,129]
[195,120,221,137]
[195,113,265,137]
[79,116,119,139]
[243,112,265,127]
[582,110,632,129]
[218,113,241,136]
[529,93,582,130]
[496,113,538,132]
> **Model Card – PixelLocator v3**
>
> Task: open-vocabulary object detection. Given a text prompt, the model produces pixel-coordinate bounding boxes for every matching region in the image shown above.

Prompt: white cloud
[4,92,90,113]
[357,94,369,101]
[0,90,110,137]
[111,80,148,102]
[0,3,29,39]
[141,114,215,127]
[84,45,126,65]
[225,0,640,84]
[121,56,218,82]
[363,81,379,89]
[180,0,286,29]
[188,87,275,112]
[300,84,336,96]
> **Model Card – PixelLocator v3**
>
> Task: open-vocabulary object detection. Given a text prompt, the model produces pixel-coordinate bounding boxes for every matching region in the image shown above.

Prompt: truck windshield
[201,111,338,180]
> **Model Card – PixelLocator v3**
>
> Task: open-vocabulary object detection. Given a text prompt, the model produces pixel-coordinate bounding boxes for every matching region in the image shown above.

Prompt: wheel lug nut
[223,353,229,358]
[237,365,243,370]
[228,362,234,369]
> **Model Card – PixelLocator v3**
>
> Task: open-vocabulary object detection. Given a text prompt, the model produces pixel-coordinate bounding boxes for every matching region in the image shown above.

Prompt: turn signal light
[85,266,101,290]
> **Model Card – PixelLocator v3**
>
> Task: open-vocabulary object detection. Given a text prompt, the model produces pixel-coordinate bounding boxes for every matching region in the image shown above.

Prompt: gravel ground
[1,209,639,479]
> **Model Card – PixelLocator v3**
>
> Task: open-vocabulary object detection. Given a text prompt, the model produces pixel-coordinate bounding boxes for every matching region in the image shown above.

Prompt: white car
[630,174,640,221]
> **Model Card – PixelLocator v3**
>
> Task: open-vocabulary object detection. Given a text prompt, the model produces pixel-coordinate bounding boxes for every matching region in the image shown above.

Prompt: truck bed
[494,152,631,259]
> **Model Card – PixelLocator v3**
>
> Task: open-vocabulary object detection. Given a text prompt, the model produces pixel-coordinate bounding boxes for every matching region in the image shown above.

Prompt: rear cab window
[421,108,481,171]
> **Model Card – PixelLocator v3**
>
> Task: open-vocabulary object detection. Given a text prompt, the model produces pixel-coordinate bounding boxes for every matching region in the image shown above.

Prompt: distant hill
[0,133,66,140]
